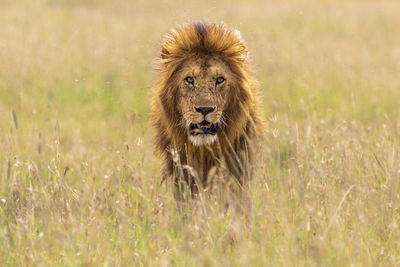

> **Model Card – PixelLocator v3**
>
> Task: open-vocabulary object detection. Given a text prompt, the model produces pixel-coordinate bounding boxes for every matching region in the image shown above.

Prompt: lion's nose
[194,106,215,116]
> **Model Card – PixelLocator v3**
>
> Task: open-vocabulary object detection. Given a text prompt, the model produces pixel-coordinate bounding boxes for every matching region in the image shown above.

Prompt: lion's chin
[189,134,217,146]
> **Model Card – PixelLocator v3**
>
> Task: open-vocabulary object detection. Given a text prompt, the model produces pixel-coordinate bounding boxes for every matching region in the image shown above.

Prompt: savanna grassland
[1,0,400,265]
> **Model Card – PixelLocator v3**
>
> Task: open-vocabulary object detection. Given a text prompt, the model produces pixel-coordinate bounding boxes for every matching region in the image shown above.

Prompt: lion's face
[177,56,232,146]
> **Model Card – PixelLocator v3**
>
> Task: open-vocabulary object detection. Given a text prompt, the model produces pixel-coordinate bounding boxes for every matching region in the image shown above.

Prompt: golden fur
[151,21,264,204]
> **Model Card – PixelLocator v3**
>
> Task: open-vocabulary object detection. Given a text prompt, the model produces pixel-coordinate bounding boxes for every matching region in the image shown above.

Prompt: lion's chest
[182,146,222,185]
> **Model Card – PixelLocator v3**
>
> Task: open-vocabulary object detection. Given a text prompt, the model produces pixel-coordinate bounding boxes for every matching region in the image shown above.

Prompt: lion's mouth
[189,120,218,136]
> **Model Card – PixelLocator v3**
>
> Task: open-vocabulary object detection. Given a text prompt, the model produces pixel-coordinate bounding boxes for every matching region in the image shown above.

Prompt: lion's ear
[233,29,249,60]
[161,47,170,60]
[239,42,248,60]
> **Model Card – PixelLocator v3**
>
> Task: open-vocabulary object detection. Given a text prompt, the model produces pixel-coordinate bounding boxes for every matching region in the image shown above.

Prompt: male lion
[151,21,264,223]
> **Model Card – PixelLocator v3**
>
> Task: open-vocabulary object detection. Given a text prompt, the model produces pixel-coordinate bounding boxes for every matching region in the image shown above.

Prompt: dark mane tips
[160,21,249,74]
[192,20,208,42]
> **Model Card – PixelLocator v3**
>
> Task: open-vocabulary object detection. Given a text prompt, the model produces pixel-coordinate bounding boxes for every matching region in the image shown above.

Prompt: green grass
[1,0,400,265]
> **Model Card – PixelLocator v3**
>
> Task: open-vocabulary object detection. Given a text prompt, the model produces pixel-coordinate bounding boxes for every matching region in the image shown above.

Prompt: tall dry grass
[1,0,399,265]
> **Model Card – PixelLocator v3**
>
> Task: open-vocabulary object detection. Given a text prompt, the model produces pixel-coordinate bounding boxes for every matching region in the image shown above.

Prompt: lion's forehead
[181,57,230,78]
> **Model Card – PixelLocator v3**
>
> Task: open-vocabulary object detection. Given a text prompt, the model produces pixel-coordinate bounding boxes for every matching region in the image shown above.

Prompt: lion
[151,21,264,225]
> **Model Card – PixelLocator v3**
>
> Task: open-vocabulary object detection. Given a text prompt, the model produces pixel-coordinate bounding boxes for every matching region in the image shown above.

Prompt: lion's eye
[216,77,225,85]
[184,76,194,85]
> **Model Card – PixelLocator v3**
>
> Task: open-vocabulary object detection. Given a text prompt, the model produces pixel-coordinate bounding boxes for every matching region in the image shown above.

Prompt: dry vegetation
[1,0,400,265]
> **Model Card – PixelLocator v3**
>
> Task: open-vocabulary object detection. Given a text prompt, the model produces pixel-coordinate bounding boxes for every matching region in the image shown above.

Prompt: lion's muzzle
[189,121,218,136]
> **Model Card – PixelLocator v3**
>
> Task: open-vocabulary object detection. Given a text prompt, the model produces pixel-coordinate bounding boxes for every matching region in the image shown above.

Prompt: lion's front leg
[166,152,201,217]
[219,180,252,245]
[223,148,254,235]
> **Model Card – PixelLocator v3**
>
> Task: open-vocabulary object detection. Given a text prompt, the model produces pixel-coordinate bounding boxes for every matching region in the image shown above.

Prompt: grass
[1,0,400,265]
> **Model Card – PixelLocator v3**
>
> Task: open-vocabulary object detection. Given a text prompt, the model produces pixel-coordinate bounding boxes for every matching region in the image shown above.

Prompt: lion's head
[153,21,260,150]
[176,55,233,146]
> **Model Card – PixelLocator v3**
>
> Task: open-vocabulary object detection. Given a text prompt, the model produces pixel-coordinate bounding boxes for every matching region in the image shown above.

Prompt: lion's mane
[151,21,264,188]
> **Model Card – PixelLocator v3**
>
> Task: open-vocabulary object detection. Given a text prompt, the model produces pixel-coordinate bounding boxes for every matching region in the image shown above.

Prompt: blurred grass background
[0,0,399,265]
